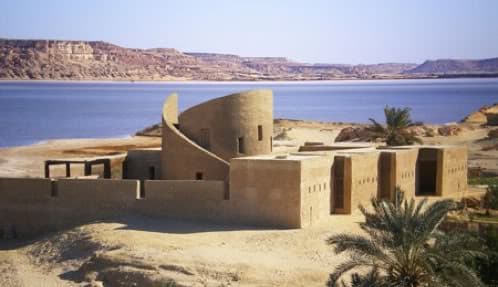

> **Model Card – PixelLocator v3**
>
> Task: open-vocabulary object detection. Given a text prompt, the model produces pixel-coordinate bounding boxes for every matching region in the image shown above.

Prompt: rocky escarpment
[406,58,498,75]
[0,39,213,80]
[461,103,498,126]
[2,38,497,81]
[0,38,420,81]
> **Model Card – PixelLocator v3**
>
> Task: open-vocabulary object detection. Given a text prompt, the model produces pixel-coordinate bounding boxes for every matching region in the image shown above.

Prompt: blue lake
[0,78,497,147]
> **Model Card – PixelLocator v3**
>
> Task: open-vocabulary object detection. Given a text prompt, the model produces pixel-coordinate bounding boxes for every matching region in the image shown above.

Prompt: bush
[475,227,498,286]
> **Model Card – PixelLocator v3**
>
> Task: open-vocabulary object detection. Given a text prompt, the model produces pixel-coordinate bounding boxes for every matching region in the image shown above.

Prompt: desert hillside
[2,38,496,81]
[406,58,498,75]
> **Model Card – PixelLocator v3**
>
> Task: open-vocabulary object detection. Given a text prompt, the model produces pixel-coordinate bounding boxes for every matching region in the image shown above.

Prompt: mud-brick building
[0,90,469,237]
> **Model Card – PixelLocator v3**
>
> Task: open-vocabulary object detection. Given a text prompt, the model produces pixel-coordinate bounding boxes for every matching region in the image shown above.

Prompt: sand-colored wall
[334,152,380,214]
[54,179,139,220]
[394,150,418,199]
[136,180,228,221]
[179,90,273,161]
[299,156,333,227]
[161,94,230,181]
[0,178,140,237]
[124,149,161,180]
[439,146,468,196]
[229,155,332,228]
[379,149,419,200]
[229,158,302,228]
[0,178,54,237]
[0,177,232,238]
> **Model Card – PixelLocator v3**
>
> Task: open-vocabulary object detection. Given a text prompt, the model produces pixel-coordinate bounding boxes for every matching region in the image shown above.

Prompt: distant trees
[326,189,485,287]
[368,106,422,146]
[483,184,498,216]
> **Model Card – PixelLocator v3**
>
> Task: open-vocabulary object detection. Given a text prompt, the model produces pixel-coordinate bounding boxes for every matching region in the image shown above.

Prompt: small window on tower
[238,137,245,154]
[196,172,203,180]
[258,125,263,141]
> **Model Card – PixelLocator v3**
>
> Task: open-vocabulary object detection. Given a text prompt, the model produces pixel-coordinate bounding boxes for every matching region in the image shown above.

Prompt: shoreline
[1,75,498,85]
[0,118,470,150]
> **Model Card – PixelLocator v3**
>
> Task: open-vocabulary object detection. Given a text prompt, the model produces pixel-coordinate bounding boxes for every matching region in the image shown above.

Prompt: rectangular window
[148,166,155,180]
[196,172,203,180]
[258,125,263,141]
[238,137,245,154]
[270,136,273,152]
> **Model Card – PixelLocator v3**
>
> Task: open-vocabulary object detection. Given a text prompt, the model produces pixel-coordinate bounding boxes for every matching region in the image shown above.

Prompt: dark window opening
[148,166,156,180]
[196,172,203,180]
[258,125,263,141]
[238,137,245,154]
[270,136,273,152]
[416,149,438,196]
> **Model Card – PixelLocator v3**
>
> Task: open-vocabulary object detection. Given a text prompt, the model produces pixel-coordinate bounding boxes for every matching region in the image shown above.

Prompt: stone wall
[137,180,227,221]
[229,154,332,228]
[161,94,230,181]
[334,152,380,214]
[0,177,229,238]
[439,146,468,196]
[299,156,333,227]
[229,158,302,228]
[179,90,274,161]
[379,149,419,200]
[124,149,161,180]
[0,178,54,237]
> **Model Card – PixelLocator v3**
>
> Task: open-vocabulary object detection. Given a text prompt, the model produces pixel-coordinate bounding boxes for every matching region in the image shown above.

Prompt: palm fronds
[326,188,485,287]
[367,106,422,146]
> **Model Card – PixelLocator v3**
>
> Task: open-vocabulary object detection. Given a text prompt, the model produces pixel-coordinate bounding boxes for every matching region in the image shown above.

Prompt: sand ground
[0,120,495,286]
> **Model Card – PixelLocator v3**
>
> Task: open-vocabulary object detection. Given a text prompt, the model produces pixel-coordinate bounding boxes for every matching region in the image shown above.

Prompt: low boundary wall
[0,177,228,238]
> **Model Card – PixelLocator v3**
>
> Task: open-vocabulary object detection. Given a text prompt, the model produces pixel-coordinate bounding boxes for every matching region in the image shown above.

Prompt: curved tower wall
[161,94,230,181]
[179,90,273,161]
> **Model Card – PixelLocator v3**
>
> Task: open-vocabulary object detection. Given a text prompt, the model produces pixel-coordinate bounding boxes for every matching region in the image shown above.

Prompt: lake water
[0,79,497,147]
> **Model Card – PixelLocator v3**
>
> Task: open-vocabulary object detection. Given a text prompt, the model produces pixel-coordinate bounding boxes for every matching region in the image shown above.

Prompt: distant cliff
[406,58,498,75]
[0,38,496,81]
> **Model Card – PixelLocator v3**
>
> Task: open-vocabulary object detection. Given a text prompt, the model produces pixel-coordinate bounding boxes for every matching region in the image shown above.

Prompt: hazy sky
[1,0,497,64]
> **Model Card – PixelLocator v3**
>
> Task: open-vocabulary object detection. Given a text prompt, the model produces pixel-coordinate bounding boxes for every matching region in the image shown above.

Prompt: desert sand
[0,120,496,286]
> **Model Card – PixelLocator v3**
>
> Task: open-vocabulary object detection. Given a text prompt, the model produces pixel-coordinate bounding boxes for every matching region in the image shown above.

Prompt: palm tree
[368,106,422,146]
[327,189,485,287]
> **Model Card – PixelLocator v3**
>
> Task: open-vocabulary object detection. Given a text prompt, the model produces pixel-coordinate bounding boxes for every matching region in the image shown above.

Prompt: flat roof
[128,147,161,151]
[234,153,326,161]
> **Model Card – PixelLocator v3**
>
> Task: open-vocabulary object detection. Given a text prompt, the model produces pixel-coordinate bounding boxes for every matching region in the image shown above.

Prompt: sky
[1,0,497,64]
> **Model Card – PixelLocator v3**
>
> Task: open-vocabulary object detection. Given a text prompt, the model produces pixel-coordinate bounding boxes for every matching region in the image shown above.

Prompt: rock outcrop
[0,38,421,81]
[334,127,374,142]
[488,129,498,139]
[461,103,498,126]
[437,125,462,136]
